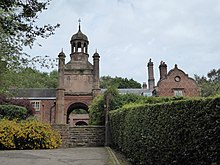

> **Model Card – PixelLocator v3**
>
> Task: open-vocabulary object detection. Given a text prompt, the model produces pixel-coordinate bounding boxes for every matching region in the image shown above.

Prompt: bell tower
[55,21,100,124]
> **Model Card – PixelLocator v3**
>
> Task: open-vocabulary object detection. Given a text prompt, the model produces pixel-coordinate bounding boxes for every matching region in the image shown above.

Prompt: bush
[0,95,34,117]
[0,105,27,120]
[109,96,220,165]
[89,86,187,125]
[0,119,61,149]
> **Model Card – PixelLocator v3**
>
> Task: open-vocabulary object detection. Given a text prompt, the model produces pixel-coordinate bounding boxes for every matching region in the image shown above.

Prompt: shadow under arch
[75,121,88,126]
[66,102,89,124]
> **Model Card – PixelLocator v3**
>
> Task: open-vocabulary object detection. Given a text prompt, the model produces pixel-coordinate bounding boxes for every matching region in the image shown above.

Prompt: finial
[78,18,81,31]
[61,48,63,52]
[95,49,97,53]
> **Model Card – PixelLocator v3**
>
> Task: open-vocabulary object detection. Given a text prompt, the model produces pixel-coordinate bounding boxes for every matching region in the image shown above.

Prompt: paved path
[0,147,110,165]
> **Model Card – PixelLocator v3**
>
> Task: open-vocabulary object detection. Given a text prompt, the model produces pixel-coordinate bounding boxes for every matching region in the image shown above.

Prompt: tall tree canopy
[100,76,142,89]
[0,0,59,69]
[195,68,220,97]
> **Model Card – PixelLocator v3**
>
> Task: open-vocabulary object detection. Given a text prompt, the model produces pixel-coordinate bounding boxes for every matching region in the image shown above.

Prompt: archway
[66,102,89,125]
[75,121,88,126]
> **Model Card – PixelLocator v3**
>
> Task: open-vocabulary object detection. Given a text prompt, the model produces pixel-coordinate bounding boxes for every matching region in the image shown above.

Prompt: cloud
[25,0,220,83]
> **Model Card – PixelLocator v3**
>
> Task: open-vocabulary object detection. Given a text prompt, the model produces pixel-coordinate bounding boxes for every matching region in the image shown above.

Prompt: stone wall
[52,124,105,148]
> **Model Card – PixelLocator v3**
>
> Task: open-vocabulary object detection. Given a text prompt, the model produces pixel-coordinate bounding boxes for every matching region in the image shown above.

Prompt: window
[31,101,41,112]
[174,90,183,97]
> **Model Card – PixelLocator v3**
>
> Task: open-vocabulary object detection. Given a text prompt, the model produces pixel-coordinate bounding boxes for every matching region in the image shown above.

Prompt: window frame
[31,101,41,112]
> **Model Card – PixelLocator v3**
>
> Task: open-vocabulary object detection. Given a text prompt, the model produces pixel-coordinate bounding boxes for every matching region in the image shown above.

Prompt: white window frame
[173,90,183,97]
[31,101,41,112]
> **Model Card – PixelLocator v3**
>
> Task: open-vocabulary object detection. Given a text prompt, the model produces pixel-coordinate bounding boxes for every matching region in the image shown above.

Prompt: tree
[0,0,59,69]
[100,76,141,88]
[1,68,58,89]
[195,68,220,97]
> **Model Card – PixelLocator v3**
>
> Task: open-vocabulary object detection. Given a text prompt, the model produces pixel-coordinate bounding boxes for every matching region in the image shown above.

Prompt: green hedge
[109,97,220,164]
[0,105,27,120]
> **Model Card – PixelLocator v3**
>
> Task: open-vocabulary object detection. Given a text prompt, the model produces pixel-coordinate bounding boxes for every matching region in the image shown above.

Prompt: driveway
[0,147,110,165]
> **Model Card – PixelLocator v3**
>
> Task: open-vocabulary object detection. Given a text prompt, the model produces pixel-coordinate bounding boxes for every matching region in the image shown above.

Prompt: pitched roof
[10,88,152,99]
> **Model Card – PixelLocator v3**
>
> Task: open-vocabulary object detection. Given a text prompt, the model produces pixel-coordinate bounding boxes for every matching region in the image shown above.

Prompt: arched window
[77,42,82,52]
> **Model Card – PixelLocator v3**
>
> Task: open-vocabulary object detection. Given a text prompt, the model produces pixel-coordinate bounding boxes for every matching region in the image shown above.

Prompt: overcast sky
[25,0,220,84]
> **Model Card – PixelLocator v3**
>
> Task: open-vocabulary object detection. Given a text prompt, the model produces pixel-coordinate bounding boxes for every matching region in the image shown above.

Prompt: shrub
[0,119,61,149]
[89,86,187,125]
[109,96,220,165]
[0,105,27,120]
[0,95,34,117]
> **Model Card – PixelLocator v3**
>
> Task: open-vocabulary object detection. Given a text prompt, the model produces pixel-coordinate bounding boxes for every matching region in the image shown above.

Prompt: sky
[25,0,220,84]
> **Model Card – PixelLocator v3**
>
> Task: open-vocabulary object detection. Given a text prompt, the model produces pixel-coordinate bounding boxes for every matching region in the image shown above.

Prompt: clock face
[174,76,181,82]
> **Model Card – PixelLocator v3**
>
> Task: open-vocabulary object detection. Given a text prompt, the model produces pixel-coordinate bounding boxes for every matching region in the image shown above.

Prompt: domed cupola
[71,26,88,41]
[70,20,89,55]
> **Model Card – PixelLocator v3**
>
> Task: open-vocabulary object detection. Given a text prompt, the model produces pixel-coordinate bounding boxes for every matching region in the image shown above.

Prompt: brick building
[11,24,200,125]
[11,23,149,125]
[147,59,200,97]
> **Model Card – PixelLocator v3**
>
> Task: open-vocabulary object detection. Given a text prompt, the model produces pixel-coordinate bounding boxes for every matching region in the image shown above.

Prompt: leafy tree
[2,68,57,89]
[0,0,60,68]
[100,76,141,89]
[195,68,220,97]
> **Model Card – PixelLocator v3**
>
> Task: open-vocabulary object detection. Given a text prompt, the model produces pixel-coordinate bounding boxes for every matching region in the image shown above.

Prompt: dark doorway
[66,102,88,124]
[75,121,88,126]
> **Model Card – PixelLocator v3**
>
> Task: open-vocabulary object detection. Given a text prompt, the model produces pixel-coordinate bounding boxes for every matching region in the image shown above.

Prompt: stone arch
[66,102,88,124]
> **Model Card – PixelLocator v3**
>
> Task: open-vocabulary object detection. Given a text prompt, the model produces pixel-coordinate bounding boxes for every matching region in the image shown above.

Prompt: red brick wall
[41,100,56,123]
[157,67,200,97]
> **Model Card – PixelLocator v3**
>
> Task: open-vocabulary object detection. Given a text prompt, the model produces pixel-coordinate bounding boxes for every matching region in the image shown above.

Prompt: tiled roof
[10,88,152,98]
[10,88,56,98]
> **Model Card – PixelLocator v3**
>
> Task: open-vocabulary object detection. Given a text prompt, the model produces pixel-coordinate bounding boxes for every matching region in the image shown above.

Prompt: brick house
[147,59,200,97]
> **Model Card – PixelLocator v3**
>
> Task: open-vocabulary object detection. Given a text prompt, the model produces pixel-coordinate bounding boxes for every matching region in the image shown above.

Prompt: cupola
[70,20,89,54]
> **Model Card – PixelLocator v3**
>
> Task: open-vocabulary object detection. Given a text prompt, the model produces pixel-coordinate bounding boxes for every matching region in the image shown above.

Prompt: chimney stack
[142,82,147,89]
[159,61,167,79]
[147,59,155,91]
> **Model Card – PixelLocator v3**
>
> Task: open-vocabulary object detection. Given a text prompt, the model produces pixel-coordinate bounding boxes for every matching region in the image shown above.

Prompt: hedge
[0,119,62,149]
[109,97,220,164]
[0,105,27,120]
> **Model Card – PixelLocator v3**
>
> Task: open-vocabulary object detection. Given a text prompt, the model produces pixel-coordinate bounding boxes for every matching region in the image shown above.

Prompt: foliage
[89,87,186,125]
[0,95,34,117]
[0,0,60,69]
[0,105,27,120]
[100,76,141,88]
[89,94,105,125]
[0,119,62,149]
[195,68,220,96]
[109,96,220,165]
[1,68,58,89]
[71,109,88,114]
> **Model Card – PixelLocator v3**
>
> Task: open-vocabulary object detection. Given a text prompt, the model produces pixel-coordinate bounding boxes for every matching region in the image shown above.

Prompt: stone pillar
[147,59,155,91]
[92,51,100,97]
[159,61,167,79]
[56,50,65,124]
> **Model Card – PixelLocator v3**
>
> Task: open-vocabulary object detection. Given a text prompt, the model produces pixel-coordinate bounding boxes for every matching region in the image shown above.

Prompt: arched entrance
[75,121,88,126]
[66,102,89,126]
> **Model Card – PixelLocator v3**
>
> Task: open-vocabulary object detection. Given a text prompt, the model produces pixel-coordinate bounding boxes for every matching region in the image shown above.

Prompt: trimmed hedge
[0,119,62,149]
[0,105,27,120]
[109,97,220,164]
